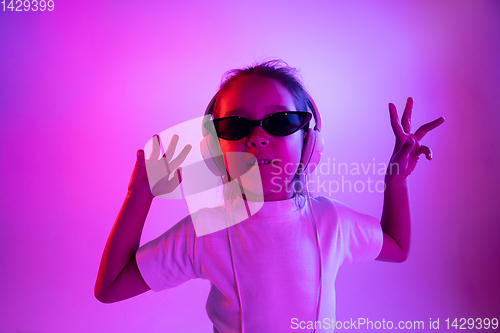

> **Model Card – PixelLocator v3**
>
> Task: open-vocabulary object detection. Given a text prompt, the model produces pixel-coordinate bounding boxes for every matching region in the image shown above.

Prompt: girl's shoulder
[189,204,230,238]
[309,194,346,212]
[308,195,373,224]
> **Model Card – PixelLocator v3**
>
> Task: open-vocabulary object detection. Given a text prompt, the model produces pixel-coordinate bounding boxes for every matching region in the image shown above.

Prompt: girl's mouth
[248,158,275,167]
[257,159,272,165]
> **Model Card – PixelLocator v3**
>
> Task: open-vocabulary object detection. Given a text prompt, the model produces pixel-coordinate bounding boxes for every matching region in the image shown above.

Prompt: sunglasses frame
[205,111,313,141]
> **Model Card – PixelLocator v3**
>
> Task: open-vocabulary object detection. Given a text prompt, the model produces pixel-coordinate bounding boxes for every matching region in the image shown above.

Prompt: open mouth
[248,158,275,167]
[257,159,273,165]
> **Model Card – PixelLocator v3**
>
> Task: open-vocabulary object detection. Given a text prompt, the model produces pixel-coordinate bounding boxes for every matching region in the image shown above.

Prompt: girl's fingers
[151,134,161,160]
[391,137,415,177]
[163,135,180,162]
[401,97,413,134]
[400,136,415,158]
[177,168,183,184]
[389,103,405,136]
[417,145,433,160]
[414,117,445,141]
[167,168,182,190]
[178,144,192,161]
[151,168,183,196]
[137,149,145,161]
[168,144,192,172]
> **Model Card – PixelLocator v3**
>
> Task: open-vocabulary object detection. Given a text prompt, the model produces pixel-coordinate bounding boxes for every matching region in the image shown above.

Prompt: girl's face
[216,75,305,201]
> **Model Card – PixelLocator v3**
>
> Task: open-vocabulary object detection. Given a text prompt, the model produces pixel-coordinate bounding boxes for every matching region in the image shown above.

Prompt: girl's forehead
[216,76,296,118]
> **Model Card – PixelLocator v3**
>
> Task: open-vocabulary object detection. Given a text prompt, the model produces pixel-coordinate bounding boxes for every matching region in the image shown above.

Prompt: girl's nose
[247,126,269,147]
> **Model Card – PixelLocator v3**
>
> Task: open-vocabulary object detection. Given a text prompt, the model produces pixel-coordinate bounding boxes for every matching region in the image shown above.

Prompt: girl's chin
[227,170,296,201]
[237,184,295,202]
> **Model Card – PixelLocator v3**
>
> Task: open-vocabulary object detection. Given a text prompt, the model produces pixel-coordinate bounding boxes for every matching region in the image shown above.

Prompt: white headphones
[200,90,325,176]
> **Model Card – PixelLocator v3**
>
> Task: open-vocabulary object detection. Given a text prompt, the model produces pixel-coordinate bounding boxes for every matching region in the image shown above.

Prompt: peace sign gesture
[388,97,445,178]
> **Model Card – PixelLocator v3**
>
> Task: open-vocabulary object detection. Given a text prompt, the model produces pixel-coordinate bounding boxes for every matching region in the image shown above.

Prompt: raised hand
[128,134,192,198]
[388,97,444,178]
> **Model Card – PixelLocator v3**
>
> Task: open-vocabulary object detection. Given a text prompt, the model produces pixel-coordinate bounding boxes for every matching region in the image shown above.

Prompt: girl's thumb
[401,137,415,155]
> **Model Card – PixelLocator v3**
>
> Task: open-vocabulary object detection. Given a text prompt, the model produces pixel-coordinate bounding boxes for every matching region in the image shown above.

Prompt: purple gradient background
[1,1,499,332]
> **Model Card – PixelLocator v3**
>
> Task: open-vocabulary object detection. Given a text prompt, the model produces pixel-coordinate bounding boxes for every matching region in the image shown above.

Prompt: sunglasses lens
[266,113,309,136]
[210,112,311,140]
[213,118,250,140]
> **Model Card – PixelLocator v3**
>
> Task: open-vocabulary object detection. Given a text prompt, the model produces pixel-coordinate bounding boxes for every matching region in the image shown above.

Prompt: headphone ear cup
[200,133,227,177]
[300,128,324,174]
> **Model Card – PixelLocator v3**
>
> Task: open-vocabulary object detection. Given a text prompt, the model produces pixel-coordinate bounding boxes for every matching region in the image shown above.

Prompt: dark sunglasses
[205,111,312,141]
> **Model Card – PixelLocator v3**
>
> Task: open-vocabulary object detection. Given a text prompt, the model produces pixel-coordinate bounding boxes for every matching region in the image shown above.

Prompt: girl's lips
[248,158,276,166]
[247,157,281,168]
[257,159,272,165]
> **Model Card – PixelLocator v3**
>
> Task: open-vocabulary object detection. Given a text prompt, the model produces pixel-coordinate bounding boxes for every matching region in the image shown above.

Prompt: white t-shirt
[136,195,383,333]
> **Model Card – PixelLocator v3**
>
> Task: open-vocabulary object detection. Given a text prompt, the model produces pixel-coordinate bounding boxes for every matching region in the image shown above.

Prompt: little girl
[95,60,444,332]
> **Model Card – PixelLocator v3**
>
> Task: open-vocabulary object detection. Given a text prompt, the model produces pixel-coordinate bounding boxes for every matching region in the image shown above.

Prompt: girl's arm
[95,135,191,303]
[377,173,412,262]
[376,98,444,262]
[94,187,153,303]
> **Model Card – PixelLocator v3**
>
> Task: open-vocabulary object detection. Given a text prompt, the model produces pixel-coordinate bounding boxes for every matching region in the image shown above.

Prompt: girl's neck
[238,191,295,202]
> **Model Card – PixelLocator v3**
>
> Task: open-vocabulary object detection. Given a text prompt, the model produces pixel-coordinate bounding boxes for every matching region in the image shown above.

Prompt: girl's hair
[214,59,309,118]
[214,59,310,208]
